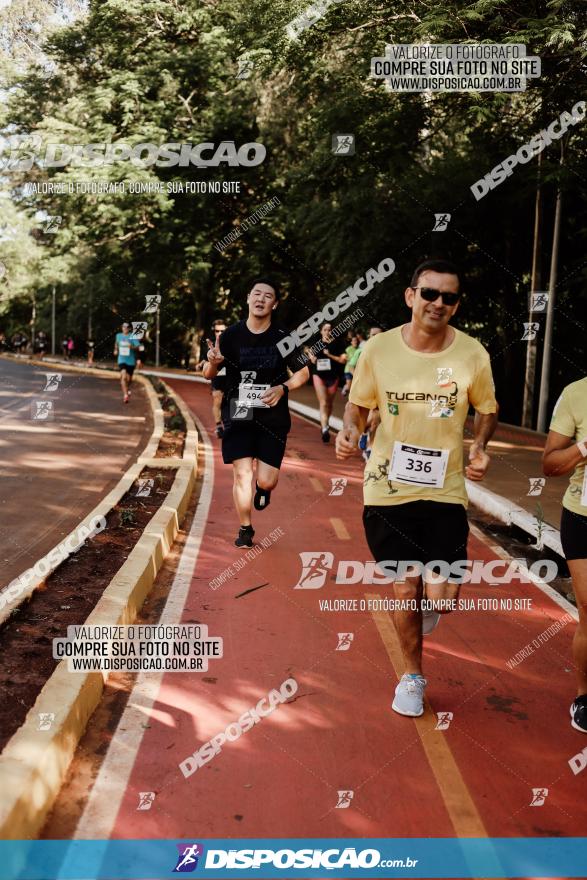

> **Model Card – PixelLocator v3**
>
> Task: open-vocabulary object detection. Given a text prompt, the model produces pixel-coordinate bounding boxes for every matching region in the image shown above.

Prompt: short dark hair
[249,276,280,300]
[410,259,463,291]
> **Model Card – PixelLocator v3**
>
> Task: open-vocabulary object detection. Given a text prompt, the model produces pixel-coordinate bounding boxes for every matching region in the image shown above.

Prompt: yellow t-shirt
[349,326,497,507]
[548,377,587,515]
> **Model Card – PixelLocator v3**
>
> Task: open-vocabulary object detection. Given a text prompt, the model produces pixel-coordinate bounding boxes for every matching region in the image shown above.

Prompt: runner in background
[543,376,587,733]
[203,277,309,548]
[87,337,95,366]
[342,334,359,396]
[356,327,384,460]
[36,331,47,360]
[307,322,347,443]
[336,259,498,718]
[114,322,140,404]
[210,319,227,438]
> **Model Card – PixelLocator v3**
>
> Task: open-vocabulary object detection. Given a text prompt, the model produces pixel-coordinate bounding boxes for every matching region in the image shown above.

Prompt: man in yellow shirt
[543,377,587,733]
[336,259,498,717]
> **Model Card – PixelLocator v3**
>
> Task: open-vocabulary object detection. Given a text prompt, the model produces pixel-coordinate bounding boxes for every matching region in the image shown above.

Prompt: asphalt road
[0,357,153,590]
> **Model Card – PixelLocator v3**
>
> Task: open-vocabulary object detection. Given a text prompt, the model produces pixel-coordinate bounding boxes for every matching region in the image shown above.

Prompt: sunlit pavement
[0,358,152,590]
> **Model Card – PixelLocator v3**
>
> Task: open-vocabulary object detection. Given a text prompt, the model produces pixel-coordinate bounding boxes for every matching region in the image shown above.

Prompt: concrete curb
[157,377,199,463]
[0,376,199,839]
[465,480,563,557]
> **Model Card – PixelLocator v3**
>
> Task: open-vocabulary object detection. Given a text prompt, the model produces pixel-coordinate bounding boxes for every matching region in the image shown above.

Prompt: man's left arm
[466,409,499,481]
[466,351,499,481]
[262,365,310,406]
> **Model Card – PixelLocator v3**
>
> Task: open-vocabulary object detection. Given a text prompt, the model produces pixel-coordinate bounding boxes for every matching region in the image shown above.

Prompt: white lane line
[143,369,207,383]
[73,410,214,839]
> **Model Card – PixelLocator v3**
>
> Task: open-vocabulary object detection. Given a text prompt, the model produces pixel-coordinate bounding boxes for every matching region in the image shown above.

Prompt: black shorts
[222,422,289,469]
[363,501,469,572]
[211,376,226,393]
[561,506,587,561]
[119,363,135,377]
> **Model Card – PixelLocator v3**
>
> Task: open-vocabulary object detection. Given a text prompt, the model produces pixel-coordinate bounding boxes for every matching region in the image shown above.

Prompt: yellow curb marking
[330,518,350,540]
[368,594,488,839]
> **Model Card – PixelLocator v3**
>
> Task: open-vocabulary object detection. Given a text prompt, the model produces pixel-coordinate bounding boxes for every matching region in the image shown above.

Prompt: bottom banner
[1,838,586,878]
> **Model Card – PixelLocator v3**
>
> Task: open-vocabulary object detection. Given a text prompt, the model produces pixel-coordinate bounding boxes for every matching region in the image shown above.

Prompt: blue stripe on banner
[1,838,586,879]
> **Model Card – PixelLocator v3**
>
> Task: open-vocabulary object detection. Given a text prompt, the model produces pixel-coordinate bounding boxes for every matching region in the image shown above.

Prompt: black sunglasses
[412,286,462,306]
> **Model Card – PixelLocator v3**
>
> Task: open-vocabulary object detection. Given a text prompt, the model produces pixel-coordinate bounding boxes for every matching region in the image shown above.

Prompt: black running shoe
[321,428,330,443]
[215,422,224,439]
[254,483,271,511]
[570,694,587,733]
[235,525,254,548]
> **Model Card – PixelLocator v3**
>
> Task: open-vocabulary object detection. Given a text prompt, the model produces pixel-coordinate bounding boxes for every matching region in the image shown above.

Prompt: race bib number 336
[388,441,449,488]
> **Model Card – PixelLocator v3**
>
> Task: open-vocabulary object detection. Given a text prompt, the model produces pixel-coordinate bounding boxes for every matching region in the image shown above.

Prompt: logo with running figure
[332,134,355,155]
[432,214,451,232]
[529,788,548,807]
[435,712,453,730]
[137,791,156,811]
[336,633,354,651]
[436,367,453,387]
[335,790,354,809]
[230,397,254,421]
[173,844,204,872]
[43,373,62,392]
[294,552,334,589]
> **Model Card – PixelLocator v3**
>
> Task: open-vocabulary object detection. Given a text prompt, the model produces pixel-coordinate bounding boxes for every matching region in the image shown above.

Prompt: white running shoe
[392,674,427,717]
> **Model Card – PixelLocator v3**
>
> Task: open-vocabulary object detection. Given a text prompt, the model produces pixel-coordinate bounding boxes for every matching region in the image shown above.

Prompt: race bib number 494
[388,441,449,488]
[237,383,269,408]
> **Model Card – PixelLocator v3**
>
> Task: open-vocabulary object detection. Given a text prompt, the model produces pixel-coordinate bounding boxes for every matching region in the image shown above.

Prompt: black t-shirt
[219,320,303,429]
[308,336,346,383]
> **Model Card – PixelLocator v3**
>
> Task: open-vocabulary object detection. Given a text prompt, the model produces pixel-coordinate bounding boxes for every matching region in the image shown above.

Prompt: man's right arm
[203,335,224,379]
[336,402,369,459]
[202,360,218,379]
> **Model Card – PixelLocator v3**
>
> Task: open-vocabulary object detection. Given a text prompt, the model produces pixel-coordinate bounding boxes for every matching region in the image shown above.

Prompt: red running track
[75,378,585,843]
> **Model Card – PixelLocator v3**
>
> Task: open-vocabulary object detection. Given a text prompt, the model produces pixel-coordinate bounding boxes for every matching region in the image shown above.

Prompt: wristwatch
[577,439,587,457]
[281,383,289,396]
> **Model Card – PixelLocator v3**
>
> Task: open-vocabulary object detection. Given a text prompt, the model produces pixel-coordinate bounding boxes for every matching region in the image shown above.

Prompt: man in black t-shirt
[204,277,309,547]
